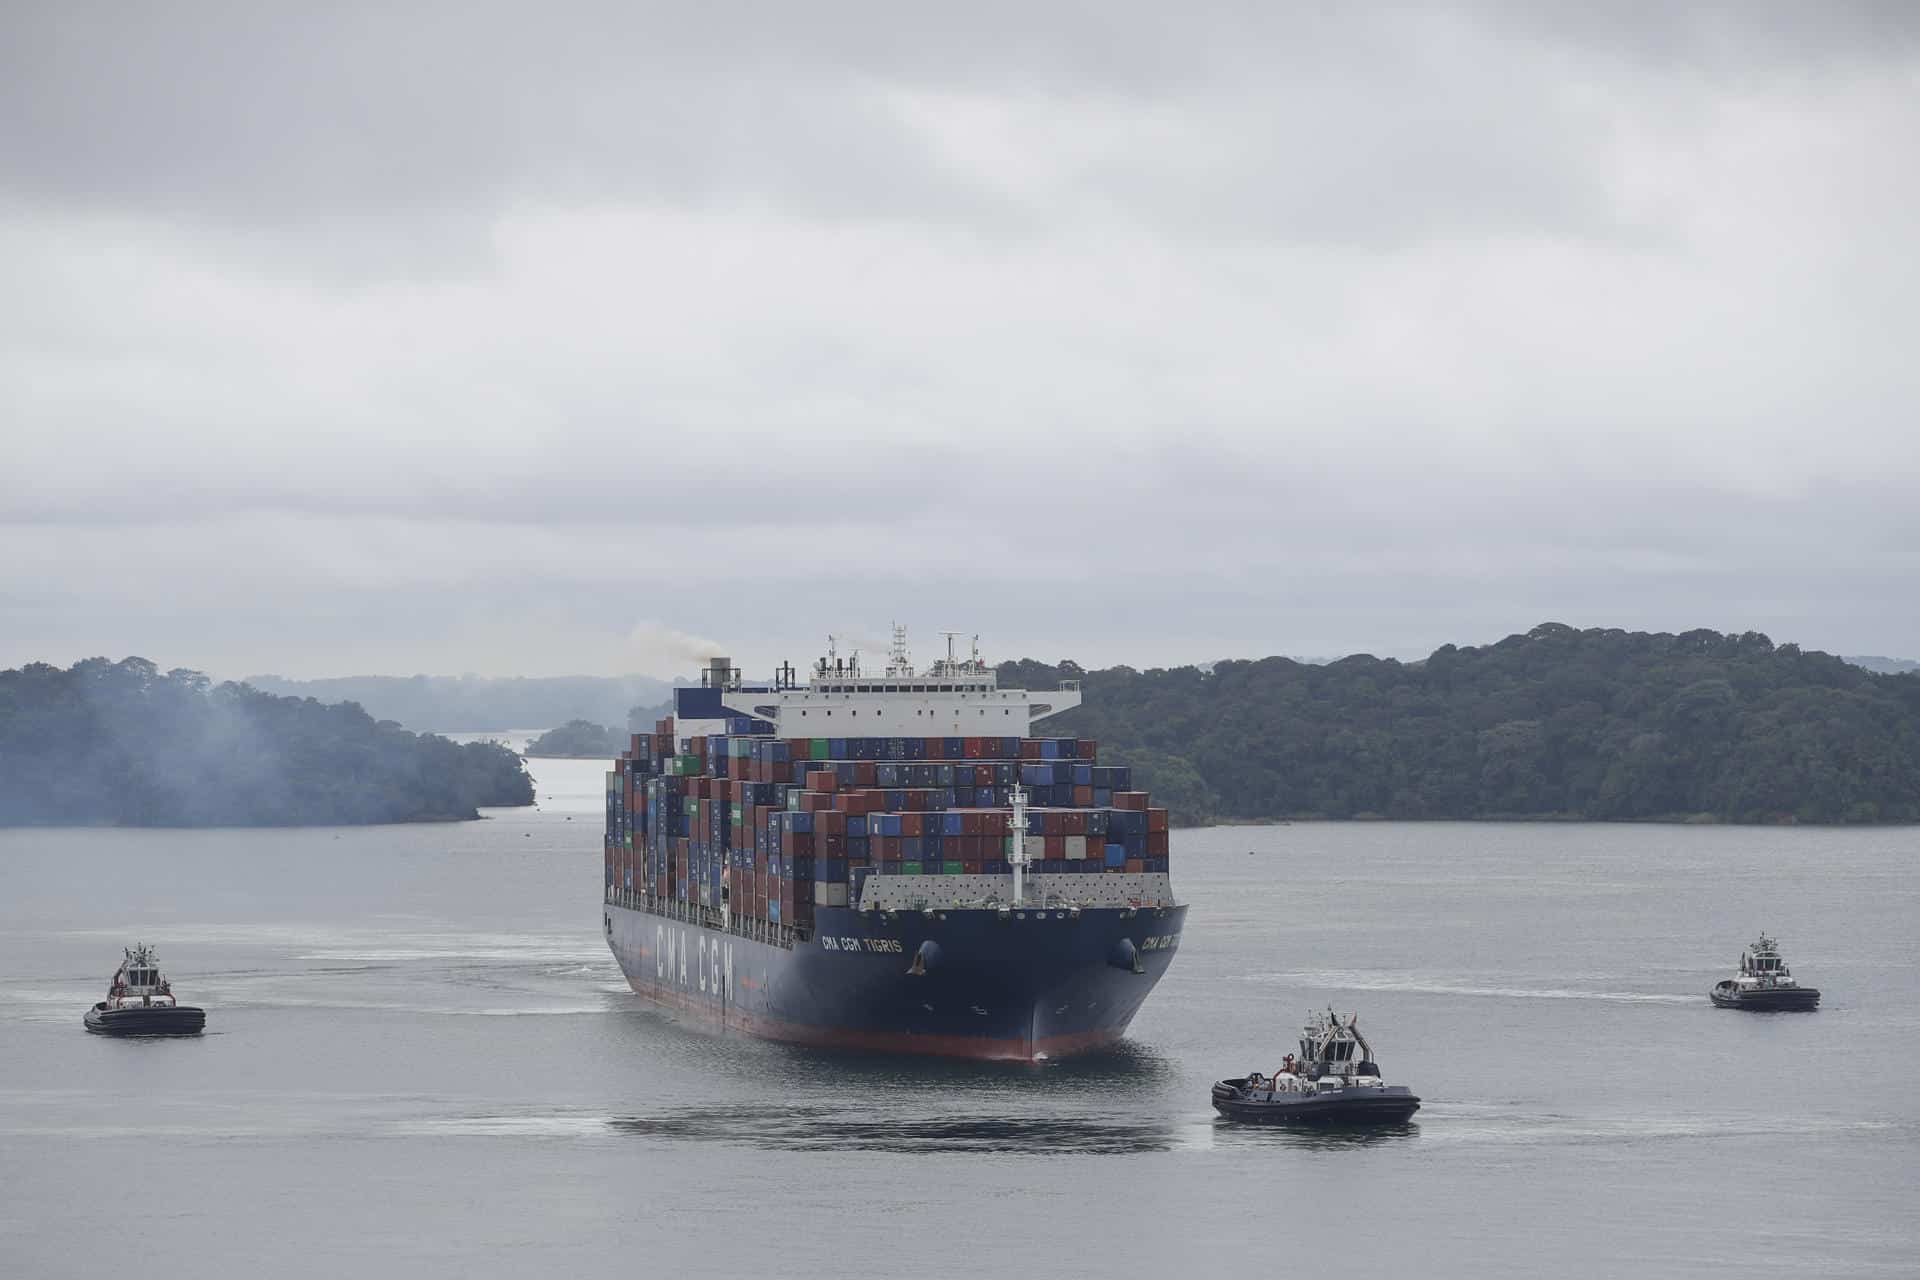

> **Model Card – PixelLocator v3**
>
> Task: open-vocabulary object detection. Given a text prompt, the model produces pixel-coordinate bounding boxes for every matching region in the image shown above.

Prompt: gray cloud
[2,2,1916,678]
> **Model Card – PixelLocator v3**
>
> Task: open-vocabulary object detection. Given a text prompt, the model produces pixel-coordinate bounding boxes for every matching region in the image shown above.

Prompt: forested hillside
[0,658,534,826]
[1004,624,1920,826]
[526,719,624,758]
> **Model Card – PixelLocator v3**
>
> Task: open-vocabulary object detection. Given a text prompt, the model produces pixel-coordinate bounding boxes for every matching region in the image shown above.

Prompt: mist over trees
[241,672,674,734]
[0,658,534,826]
[1006,624,1920,826]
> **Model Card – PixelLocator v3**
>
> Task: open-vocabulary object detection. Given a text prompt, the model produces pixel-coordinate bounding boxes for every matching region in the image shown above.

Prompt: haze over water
[1,757,1913,1278]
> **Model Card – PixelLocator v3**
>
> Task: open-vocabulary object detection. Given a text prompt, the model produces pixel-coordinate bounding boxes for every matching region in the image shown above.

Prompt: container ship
[602,632,1186,1060]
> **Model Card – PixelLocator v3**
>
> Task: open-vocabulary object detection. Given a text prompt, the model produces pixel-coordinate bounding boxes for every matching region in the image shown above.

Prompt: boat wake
[1240,970,1696,1005]
[1414,1105,1911,1149]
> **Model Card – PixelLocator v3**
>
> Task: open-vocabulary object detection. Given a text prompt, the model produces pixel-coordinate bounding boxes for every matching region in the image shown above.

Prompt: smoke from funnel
[629,621,727,675]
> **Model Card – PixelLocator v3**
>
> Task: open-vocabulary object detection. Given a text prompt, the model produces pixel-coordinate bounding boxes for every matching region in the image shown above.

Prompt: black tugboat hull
[1211,1081,1420,1125]
[1709,983,1819,1011]
[84,1004,206,1036]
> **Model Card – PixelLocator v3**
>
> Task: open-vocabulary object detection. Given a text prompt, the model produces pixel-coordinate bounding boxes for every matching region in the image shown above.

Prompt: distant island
[240,671,674,734]
[0,658,534,826]
[1844,655,1920,676]
[1007,623,1920,826]
[526,720,625,758]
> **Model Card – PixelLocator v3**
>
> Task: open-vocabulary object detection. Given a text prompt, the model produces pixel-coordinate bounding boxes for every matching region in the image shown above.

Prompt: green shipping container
[900,862,923,876]
[941,860,964,874]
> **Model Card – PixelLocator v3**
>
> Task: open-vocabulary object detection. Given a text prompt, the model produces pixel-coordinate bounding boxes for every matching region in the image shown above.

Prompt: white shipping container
[1023,835,1046,859]
[1064,835,1087,860]
[814,881,849,907]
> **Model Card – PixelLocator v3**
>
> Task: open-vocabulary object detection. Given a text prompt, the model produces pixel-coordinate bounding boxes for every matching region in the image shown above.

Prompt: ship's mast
[1009,779,1030,906]
[887,622,913,677]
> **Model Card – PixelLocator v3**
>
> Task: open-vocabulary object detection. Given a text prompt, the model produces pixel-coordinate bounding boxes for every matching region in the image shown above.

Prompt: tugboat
[1710,934,1819,1011]
[84,945,206,1035]
[1211,1008,1420,1125]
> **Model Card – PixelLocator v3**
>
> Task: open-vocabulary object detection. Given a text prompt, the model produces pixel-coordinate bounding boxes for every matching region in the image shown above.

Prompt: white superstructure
[682,630,1082,740]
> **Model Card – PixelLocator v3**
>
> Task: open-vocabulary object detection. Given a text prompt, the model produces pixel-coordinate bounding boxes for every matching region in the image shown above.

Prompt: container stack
[607,726,1170,931]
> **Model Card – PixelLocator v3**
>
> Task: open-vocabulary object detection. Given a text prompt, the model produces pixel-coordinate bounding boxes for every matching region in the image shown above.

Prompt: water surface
[2,762,1913,1278]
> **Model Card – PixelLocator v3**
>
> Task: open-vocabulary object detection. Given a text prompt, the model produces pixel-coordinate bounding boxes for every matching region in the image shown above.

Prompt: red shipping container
[817,810,847,835]
[1063,811,1087,835]
[971,765,991,787]
[822,834,847,855]
[924,737,945,760]
[1124,858,1145,874]
[1147,808,1169,832]
[1147,830,1169,856]
[854,762,877,787]
[1020,740,1042,760]
[1078,739,1098,761]
[807,770,838,793]
[963,737,983,759]
[962,861,982,875]
[1044,835,1065,857]
[1073,785,1093,806]
[1114,791,1149,811]
[902,812,925,837]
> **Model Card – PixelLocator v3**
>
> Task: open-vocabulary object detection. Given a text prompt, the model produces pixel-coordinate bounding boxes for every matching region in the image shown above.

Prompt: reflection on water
[1208,1117,1421,1151]
[755,1037,1179,1091]
[606,1105,1178,1154]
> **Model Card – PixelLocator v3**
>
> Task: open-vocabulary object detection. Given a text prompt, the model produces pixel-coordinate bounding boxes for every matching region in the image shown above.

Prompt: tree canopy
[1002,624,1920,826]
[0,658,534,826]
[526,719,624,758]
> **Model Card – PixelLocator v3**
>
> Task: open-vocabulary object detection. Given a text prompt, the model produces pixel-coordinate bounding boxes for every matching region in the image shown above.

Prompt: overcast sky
[4,2,1917,680]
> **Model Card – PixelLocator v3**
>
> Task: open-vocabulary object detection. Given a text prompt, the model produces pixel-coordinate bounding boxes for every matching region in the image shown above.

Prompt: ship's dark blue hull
[606,900,1187,1060]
